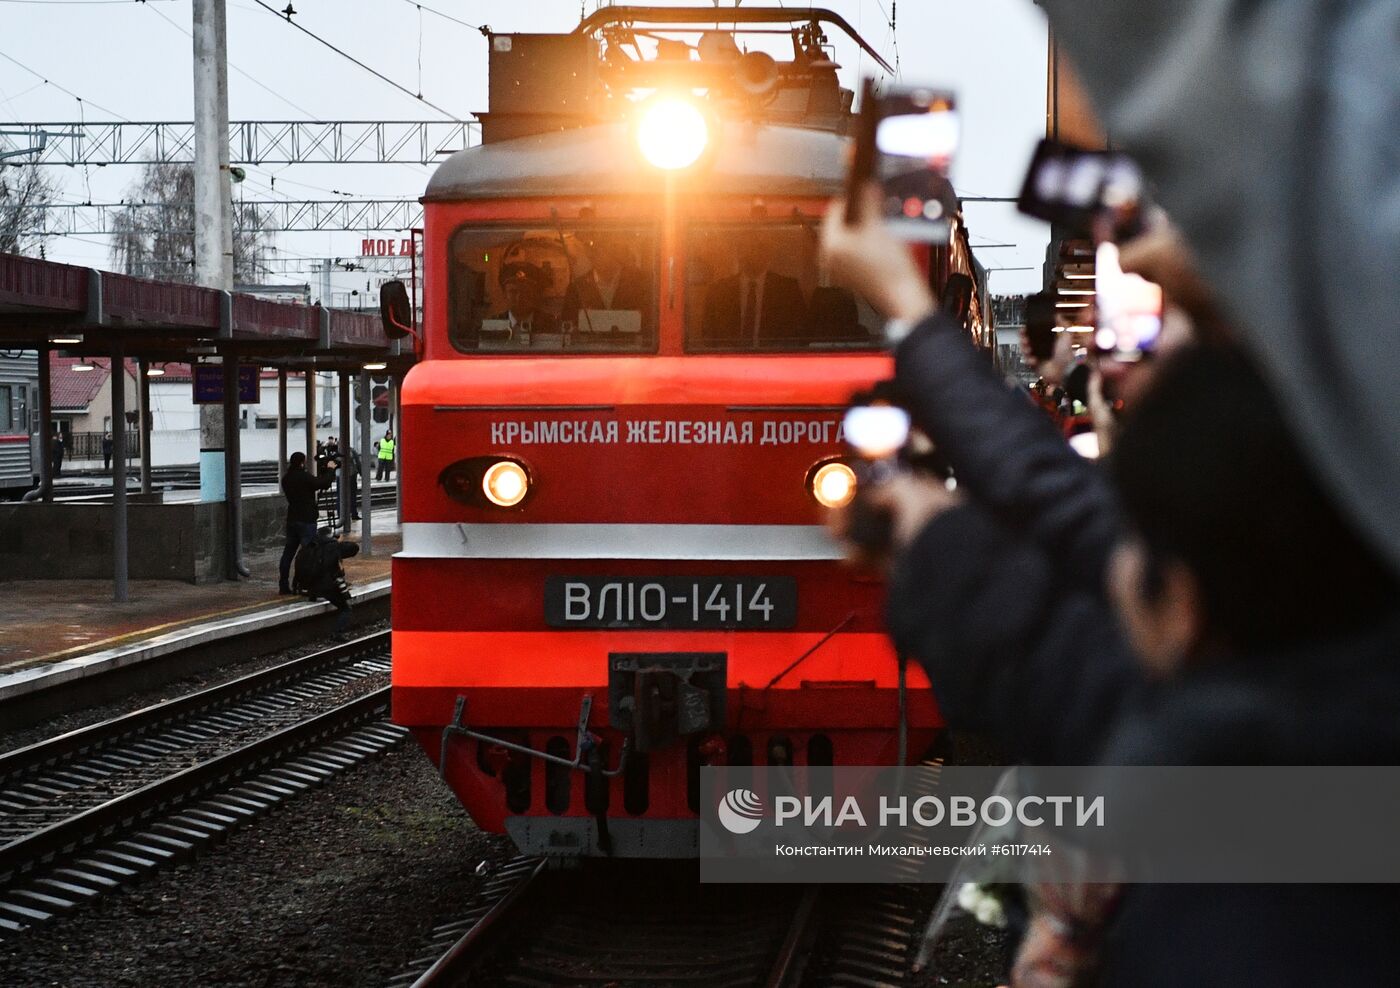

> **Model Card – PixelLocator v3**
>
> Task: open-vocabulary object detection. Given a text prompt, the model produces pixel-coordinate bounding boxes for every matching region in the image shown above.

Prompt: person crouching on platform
[278,450,336,596]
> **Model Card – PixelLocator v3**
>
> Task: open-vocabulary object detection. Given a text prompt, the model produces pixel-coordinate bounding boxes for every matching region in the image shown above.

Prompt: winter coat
[888,503,1400,986]
[893,313,1122,592]
[281,464,335,526]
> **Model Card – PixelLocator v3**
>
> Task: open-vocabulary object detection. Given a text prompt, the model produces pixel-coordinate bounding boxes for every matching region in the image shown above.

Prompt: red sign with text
[361,238,417,257]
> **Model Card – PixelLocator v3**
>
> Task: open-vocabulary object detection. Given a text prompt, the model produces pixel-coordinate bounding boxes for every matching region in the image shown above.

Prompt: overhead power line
[0,0,176,5]
[0,120,478,165]
[395,0,487,34]
[143,2,321,120]
[248,0,466,122]
[0,48,130,120]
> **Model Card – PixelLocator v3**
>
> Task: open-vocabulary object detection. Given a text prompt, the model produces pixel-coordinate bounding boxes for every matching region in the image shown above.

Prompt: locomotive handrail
[569,6,894,76]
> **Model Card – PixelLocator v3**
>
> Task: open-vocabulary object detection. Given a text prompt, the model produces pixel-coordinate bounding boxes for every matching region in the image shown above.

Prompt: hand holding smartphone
[1016,138,1163,361]
[846,80,960,242]
[1093,241,1163,361]
[1016,139,1147,243]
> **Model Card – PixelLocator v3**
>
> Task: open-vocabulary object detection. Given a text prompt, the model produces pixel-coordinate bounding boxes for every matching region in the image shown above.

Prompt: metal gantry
[0,120,478,166]
[26,199,424,235]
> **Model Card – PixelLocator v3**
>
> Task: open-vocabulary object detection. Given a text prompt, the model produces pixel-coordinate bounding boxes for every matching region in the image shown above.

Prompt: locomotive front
[391,10,980,857]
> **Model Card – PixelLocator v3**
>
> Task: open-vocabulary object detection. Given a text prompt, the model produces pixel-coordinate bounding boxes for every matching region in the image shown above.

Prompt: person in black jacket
[882,348,1400,986]
[561,233,649,331]
[293,529,359,635]
[278,450,336,595]
[700,237,807,347]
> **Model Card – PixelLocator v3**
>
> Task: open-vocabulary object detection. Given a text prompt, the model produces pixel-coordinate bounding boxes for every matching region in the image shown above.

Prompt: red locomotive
[387,7,991,857]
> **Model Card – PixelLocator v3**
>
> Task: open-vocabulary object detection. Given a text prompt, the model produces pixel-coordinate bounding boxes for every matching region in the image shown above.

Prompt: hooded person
[1038,0,1400,577]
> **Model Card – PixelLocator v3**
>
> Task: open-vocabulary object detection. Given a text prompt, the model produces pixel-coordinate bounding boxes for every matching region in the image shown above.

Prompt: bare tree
[110,163,268,282]
[0,164,58,256]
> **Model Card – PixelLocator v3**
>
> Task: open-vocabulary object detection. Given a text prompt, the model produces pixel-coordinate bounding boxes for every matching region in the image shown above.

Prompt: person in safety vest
[375,431,396,481]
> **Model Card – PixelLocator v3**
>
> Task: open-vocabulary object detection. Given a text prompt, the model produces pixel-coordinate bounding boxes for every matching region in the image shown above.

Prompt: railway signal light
[636,97,710,171]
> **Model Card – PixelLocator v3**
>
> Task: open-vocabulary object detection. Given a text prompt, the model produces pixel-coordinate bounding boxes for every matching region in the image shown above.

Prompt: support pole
[222,357,247,579]
[192,0,232,289]
[276,368,287,473]
[193,0,233,518]
[38,346,53,502]
[138,357,153,495]
[304,369,316,462]
[111,343,129,602]
[338,370,352,529]
[359,371,373,556]
[393,375,403,525]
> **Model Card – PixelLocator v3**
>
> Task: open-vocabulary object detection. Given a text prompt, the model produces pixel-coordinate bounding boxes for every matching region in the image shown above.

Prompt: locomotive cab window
[448,225,657,354]
[685,222,883,353]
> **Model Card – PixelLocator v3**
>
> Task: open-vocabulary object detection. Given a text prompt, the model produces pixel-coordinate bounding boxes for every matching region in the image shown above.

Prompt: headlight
[636,97,709,171]
[810,461,857,509]
[482,460,530,507]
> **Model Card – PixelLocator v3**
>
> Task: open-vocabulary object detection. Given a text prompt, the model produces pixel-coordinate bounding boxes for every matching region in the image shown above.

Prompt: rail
[0,630,395,926]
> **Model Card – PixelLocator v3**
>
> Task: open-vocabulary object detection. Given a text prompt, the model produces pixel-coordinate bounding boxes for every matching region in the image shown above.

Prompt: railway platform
[0,507,399,723]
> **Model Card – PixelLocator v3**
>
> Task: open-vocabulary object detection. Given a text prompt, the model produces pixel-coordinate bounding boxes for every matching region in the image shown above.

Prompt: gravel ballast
[0,741,514,988]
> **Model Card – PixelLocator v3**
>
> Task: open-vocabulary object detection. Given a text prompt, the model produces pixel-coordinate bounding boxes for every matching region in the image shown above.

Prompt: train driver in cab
[562,232,648,332]
[491,261,557,339]
[700,235,806,346]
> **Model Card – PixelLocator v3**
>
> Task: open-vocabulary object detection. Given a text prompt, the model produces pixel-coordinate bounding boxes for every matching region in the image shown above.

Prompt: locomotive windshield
[685,222,883,352]
[448,224,658,354]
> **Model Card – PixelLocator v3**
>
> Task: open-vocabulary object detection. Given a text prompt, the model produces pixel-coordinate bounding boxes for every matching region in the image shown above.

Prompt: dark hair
[1112,345,1398,652]
[288,451,306,470]
[1023,292,1058,361]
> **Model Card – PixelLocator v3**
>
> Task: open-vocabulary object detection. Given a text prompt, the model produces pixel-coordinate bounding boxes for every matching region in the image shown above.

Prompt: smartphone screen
[1017,140,1145,241]
[847,82,959,241]
[875,89,959,242]
[843,404,912,459]
[1094,241,1162,361]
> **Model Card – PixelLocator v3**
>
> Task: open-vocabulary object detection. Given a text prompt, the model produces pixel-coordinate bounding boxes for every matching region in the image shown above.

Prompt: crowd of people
[817,5,1400,985]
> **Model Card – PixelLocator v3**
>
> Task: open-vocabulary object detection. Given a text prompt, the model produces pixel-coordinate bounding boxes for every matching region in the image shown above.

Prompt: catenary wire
[144,2,323,120]
[248,0,466,122]
[0,48,131,119]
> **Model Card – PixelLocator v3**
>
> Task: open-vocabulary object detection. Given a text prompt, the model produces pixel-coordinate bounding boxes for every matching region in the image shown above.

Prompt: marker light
[637,98,709,170]
[482,460,529,507]
[811,462,857,509]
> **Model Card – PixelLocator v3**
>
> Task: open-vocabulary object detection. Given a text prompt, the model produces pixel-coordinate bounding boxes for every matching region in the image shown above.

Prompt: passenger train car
[0,351,40,497]
[388,7,991,857]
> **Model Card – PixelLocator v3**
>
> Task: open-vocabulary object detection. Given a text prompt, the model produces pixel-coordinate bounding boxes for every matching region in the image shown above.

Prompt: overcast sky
[0,0,1049,296]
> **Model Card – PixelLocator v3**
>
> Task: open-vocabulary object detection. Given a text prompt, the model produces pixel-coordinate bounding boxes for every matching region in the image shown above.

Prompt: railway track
[0,631,403,939]
[391,860,926,987]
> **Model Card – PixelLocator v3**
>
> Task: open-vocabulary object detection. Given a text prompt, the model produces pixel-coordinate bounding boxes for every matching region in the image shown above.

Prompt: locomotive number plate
[545,576,797,630]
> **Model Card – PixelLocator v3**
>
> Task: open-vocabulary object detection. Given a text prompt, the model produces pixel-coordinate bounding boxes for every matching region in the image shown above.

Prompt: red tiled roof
[49,354,115,412]
[49,354,143,412]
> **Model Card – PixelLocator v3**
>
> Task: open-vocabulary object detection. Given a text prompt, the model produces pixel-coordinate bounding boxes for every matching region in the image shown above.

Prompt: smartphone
[843,403,912,460]
[841,402,911,553]
[1017,139,1147,242]
[847,80,960,242]
[1094,241,1162,361]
